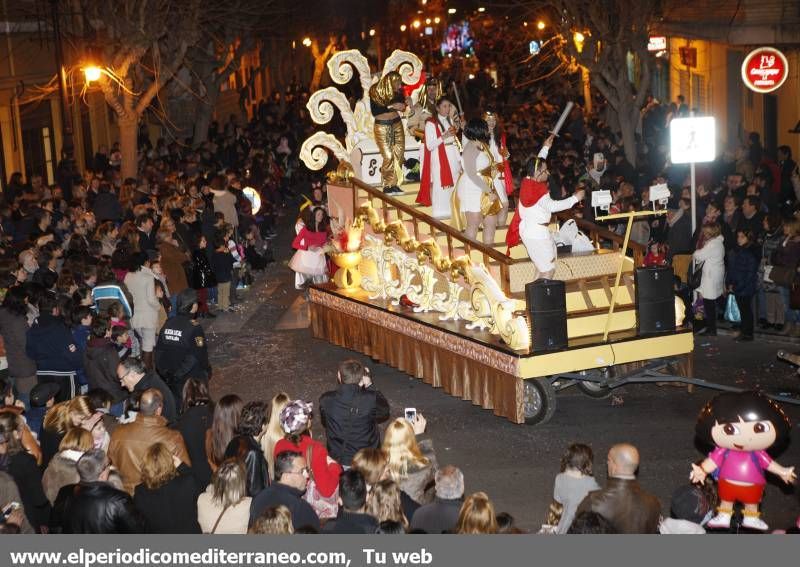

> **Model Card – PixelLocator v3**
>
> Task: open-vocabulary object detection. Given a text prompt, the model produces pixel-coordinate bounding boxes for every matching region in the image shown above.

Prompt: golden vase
[331,251,363,290]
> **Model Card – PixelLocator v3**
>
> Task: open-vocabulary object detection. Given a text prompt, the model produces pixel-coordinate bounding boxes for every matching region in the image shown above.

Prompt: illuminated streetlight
[412,20,421,29]
[369,28,376,37]
[523,21,528,27]
[573,32,586,53]
[434,16,440,24]
[83,66,102,83]
[425,18,431,24]
[400,24,407,31]
[478,7,485,12]
[448,8,456,14]
[537,20,546,30]
[302,37,312,47]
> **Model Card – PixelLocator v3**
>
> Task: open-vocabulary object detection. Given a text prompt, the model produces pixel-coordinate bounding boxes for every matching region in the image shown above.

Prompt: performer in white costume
[454,118,501,245]
[483,111,512,227]
[416,97,462,219]
[506,135,584,279]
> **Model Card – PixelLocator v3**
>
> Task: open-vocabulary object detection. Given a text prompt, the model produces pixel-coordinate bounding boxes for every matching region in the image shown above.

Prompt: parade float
[299,48,695,425]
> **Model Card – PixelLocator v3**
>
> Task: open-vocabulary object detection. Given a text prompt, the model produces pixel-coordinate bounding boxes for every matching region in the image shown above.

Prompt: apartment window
[691,72,707,113]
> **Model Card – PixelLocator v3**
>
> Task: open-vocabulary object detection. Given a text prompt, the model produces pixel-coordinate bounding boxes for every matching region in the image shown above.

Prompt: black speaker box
[526,279,568,351]
[634,266,676,335]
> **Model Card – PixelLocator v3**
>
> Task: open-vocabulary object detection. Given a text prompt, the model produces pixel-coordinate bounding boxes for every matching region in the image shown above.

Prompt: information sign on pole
[670,116,716,236]
[741,47,789,93]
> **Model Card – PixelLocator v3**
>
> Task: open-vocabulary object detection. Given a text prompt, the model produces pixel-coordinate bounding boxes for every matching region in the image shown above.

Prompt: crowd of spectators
[1,50,799,535]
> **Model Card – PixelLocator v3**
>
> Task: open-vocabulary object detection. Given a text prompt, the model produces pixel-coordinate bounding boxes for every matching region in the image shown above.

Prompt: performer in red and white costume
[484,111,513,227]
[416,96,462,219]
[506,136,584,279]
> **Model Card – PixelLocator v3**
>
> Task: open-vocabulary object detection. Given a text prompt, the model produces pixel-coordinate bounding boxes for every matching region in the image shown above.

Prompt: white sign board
[647,36,667,52]
[669,117,716,164]
[358,146,420,186]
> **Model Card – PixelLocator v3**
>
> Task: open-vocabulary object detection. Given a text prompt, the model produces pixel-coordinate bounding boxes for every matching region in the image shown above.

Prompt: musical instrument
[445,115,462,152]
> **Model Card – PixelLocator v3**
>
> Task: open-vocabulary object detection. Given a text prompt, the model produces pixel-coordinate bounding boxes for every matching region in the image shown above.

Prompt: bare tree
[498,0,657,165]
[79,0,202,178]
[184,0,288,145]
[545,0,657,166]
[309,35,338,92]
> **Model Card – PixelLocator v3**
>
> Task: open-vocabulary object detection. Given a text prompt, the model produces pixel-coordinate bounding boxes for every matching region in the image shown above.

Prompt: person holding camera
[319,360,390,467]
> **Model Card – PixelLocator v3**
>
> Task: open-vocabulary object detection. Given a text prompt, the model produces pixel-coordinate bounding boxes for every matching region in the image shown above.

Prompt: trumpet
[446,116,462,152]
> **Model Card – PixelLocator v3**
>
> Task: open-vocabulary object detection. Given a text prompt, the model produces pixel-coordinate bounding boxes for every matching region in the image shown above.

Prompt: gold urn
[331,251,363,290]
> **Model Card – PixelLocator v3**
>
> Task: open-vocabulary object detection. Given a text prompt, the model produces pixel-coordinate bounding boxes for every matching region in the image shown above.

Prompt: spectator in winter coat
[692,225,726,336]
[726,230,760,341]
[0,286,38,408]
[91,184,122,223]
[124,252,161,370]
[52,449,144,533]
[210,183,238,230]
[319,359,390,467]
[26,293,83,402]
[83,318,127,415]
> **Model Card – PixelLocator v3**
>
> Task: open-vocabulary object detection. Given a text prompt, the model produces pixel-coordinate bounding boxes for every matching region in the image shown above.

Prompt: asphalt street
[203,239,800,533]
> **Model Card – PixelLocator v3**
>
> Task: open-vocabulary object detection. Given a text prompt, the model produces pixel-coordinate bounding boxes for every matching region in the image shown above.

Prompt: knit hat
[670,484,712,525]
[29,382,60,408]
[279,400,313,434]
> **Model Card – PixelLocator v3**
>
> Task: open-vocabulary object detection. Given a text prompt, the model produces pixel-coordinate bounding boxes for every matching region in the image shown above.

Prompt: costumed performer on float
[416,96,462,219]
[369,71,407,196]
[689,391,795,531]
[451,118,501,245]
[484,110,513,227]
[506,135,584,279]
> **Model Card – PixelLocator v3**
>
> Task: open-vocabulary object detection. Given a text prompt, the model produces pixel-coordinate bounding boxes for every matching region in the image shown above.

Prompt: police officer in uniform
[154,288,210,404]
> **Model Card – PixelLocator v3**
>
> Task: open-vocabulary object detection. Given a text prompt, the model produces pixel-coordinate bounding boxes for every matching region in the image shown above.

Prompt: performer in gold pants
[369,71,407,195]
[374,118,405,191]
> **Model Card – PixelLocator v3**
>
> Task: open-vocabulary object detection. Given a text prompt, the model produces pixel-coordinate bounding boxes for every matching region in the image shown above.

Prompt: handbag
[480,192,502,216]
[724,294,741,324]
[289,249,327,276]
[767,265,795,287]
[689,261,704,290]
[791,280,800,310]
[302,444,339,519]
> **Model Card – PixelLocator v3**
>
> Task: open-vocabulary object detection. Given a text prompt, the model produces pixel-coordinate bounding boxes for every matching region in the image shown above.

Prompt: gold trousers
[374,119,405,188]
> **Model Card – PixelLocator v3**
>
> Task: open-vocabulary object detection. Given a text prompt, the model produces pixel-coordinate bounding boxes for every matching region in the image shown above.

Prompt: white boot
[706,509,733,529]
[742,513,768,531]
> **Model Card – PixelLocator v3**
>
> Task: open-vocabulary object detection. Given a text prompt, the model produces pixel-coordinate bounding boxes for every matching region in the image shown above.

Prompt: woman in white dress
[454,118,500,245]
[417,97,462,219]
[484,111,511,227]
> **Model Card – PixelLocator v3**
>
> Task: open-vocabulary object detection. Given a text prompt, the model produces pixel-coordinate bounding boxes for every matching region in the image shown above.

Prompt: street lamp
[478,7,485,12]
[537,20,546,30]
[573,32,585,53]
[369,28,376,37]
[448,8,456,14]
[412,20,421,29]
[434,17,440,24]
[400,24,407,31]
[302,37,312,47]
[425,18,431,24]
[83,66,102,83]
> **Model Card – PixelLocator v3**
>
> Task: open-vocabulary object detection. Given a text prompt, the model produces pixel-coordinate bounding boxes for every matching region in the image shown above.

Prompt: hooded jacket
[84,337,127,403]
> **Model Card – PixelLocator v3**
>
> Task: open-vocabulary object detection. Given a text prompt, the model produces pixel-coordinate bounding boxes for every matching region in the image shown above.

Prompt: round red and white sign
[741,47,789,93]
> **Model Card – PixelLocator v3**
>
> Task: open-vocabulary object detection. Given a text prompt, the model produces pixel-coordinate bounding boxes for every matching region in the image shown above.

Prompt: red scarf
[501,133,514,196]
[506,178,549,253]
[416,117,454,206]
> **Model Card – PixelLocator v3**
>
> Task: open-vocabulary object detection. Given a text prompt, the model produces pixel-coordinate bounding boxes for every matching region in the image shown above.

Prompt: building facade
[656,0,800,159]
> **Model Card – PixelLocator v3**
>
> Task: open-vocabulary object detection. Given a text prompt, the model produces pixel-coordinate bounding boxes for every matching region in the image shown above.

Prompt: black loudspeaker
[634,266,676,335]
[526,279,568,351]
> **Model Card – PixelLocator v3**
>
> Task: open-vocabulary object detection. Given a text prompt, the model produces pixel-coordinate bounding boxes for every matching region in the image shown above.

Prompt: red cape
[505,178,549,253]
[416,117,454,206]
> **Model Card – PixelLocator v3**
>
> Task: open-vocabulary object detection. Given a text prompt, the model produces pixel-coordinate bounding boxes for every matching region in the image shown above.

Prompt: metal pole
[689,110,696,235]
[50,0,73,159]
